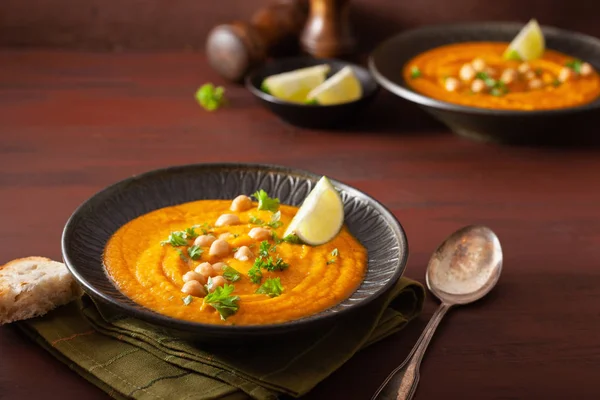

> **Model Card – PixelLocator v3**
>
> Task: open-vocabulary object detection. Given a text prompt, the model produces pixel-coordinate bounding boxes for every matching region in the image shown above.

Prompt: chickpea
[181,280,207,297]
[517,63,531,74]
[195,262,215,277]
[219,232,233,240]
[580,62,594,77]
[211,262,226,272]
[215,214,240,227]
[208,276,226,292]
[528,79,543,90]
[559,67,575,82]
[248,227,272,240]
[470,79,486,93]
[183,271,206,284]
[500,68,517,84]
[194,234,216,247]
[524,70,536,81]
[444,77,460,92]
[471,58,486,72]
[230,195,252,212]
[234,246,254,261]
[459,64,475,81]
[484,66,498,78]
[209,239,230,257]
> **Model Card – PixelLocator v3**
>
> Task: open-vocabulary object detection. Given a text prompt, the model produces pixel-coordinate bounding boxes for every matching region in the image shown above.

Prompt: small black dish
[61,163,408,343]
[369,22,600,145]
[245,57,379,129]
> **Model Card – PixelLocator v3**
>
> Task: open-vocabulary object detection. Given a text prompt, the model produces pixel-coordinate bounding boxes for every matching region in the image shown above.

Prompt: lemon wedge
[261,64,331,104]
[306,66,362,105]
[284,176,344,246]
[503,19,545,61]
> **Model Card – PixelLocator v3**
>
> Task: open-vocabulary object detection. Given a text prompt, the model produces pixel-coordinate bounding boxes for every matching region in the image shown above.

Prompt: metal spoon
[372,225,503,400]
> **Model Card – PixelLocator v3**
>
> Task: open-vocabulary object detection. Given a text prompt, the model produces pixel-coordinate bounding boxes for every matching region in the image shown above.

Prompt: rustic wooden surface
[1,50,600,399]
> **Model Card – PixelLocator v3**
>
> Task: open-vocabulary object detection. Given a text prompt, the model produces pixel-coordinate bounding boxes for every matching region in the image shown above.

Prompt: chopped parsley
[410,66,422,79]
[252,190,280,212]
[187,245,203,260]
[268,211,283,229]
[282,233,302,244]
[195,83,226,111]
[552,79,561,87]
[204,284,240,320]
[258,256,289,272]
[326,260,336,265]
[185,227,199,239]
[248,264,263,284]
[258,241,276,258]
[255,277,284,298]
[249,216,265,225]
[222,266,241,282]
[565,59,584,74]
[161,231,188,247]
[182,295,194,306]
[176,249,188,262]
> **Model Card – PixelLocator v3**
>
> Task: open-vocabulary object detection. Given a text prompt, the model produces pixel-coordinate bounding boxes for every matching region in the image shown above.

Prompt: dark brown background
[0,0,598,51]
[1,1,600,400]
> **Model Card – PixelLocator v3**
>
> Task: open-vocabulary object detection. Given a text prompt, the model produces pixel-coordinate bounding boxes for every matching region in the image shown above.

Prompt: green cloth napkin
[16,277,425,400]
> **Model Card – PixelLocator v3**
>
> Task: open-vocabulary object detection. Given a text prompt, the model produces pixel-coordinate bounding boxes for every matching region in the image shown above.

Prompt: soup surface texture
[103,199,367,326]
[403,42,600,110]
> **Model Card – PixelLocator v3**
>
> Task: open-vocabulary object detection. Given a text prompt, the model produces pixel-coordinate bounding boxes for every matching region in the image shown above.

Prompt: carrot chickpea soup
[404,42,600,110]
[103,191,367,325]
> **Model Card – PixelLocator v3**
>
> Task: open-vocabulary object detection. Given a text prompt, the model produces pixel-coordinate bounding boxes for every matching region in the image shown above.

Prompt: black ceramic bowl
[62,163,407,342]
[246,57,379,129]
[369,22,600,145]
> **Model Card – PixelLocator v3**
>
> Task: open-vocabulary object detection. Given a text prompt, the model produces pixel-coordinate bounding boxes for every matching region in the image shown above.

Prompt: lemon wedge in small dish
[261,64,331,103]
[306,66,362,105]
[503,18,545,61]
[284,176,344,246]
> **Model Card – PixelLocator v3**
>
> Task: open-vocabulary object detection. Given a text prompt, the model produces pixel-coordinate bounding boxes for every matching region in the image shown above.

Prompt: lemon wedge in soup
[503,18,545,61]
[261,64,330,103]
[284,176,344,246]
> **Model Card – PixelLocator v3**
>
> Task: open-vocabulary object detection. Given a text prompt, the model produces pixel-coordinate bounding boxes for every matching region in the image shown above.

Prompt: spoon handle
[371,303,451,400]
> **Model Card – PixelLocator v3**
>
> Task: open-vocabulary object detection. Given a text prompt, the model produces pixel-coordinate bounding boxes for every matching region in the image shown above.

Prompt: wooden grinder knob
[206,0,309,82]
[301,0,356,58]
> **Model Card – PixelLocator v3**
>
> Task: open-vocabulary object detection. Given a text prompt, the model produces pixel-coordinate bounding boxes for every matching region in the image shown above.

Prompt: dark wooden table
[1,50,599,400]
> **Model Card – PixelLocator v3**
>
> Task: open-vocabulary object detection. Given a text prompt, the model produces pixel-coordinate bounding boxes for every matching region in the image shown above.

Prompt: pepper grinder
[206,0,309,82]
[300,0,356,58]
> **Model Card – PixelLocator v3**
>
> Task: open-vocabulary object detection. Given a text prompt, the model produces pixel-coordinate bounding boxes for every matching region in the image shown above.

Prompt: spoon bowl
[426,225,503,305]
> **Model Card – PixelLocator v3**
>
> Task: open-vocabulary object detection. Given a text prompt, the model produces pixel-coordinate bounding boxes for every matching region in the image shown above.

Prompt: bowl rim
[245,56,379,108]
[368,21,600,116]
[61,162,408,334]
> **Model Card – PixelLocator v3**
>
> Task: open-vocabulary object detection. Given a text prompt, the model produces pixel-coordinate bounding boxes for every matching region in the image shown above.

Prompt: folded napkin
[16,277,425,400]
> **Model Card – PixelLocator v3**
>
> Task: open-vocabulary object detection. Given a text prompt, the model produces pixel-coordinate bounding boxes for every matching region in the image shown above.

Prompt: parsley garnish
[282,233,302,244]
[161,231,188,247]
[261,256,289,272]
[255,277,284,298]
[187,245,203,260]
[204,284,240,320]
[248,264,263,284]
[223,266,241,282]
[176,249,188,262]
[185,227,199,239]
[552,79,561,87]
[410,66,421,79]
[249,216,264,225]
[268,211,283,229]
[258,241,276,258]
[252,190,280,212]
[565,59,584,73]
[233,233,240,238]
[182,295,194,306]
[326,260,336,265]
[195,83,226,111]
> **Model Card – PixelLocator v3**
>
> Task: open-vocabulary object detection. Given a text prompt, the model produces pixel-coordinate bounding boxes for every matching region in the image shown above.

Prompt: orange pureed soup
[103,196,367,326]
[403,42,600,110]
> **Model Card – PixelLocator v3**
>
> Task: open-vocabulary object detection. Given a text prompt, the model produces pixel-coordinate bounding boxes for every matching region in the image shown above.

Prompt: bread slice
[0,256,82,325]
